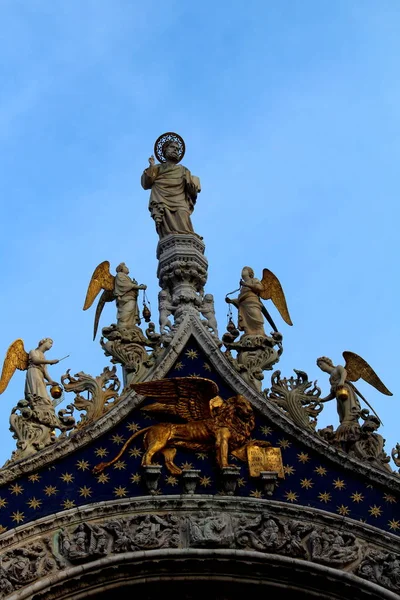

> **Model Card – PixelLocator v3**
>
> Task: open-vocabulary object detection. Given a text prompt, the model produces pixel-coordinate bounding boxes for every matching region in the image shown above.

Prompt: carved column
[157,234,209,335]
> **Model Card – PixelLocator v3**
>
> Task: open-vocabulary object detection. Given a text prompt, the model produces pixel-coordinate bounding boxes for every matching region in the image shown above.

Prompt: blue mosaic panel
[0,337,399,537]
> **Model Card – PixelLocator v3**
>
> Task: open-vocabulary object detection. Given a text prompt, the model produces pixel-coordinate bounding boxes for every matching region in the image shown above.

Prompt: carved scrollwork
[59,515,180,562]
[223,333,283,392]
[99,323,162,387]
[4,394,76,466]
[318,413,393,473]
[0,501,398,598]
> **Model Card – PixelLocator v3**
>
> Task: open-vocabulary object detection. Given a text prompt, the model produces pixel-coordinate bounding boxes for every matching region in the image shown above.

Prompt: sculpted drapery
[228,268,266,337]
[114,267,142,330]
[141,138,200,239]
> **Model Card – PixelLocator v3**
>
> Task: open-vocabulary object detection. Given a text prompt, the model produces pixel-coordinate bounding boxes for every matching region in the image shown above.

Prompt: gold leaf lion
[93,377,256,476]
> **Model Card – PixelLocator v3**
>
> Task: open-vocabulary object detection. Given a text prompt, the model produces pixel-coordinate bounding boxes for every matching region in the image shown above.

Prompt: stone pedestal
[157,234,208,307]
[156,234,219,340]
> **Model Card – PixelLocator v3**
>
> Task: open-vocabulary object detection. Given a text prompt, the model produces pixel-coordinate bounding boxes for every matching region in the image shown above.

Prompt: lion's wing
[132,377,219,421]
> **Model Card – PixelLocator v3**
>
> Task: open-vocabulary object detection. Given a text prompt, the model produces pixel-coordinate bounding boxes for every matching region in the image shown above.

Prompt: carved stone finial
[182,469,201,495]
[143,465,162,495]
[220,466,241,496]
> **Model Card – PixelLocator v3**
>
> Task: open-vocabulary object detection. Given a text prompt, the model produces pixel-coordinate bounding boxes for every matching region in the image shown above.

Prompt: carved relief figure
[226,267,292,337]
[308,528,360,566]
[141,133,201,239]
[158,289,174,333]
[188,513,232,547]
[317,352,392,445]
[200,293,219,337]
[93,377,257,476]
[83,261,147,339]
[131,514,177,549]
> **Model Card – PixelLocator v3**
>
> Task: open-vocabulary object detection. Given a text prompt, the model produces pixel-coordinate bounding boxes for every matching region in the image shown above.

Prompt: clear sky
[0,1,399,468]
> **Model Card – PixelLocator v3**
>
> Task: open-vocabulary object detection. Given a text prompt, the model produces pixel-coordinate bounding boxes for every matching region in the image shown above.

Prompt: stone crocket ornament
[83,261,147,339]
[141,132,201,239]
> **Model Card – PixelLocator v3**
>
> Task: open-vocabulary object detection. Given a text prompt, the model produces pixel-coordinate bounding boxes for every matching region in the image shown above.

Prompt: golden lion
[93,377,258,475]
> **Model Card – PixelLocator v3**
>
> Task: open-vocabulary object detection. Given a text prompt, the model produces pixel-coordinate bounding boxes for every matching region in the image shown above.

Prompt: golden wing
[343,351,392,396]
[93,289,115,340]
[260,268,293,326]
[83,261,115,311]
[0,339,29,395]
[132,377,220,421]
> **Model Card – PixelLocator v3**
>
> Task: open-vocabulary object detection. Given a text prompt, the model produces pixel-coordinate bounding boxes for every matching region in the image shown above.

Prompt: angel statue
[83,261,147,339]
[0,337,62,436]
[225,267,293,338]
[0,338,60,399]
[141,132,201,239]
[317,352,392,444]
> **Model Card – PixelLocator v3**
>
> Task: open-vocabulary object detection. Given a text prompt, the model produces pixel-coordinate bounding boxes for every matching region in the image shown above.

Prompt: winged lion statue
[93,377,267,475]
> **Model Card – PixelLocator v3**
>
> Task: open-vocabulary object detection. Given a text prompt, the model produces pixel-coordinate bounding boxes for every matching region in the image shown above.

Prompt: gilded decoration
[93,376,282,480]
[0,131,398,600]
[0,339,397,536]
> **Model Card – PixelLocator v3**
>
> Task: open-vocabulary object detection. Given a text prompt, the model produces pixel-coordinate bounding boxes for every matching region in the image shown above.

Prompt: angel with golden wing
[316,352,392,441]
[225,267,293,337]
[0,338,60,406]
[83,261,147,339]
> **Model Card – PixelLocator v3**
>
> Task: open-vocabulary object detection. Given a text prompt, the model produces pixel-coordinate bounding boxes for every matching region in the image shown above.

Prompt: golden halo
[154,132,185,163]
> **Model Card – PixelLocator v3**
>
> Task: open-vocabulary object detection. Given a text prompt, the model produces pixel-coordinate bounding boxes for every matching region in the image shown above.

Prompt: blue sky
[0,1,399,467]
